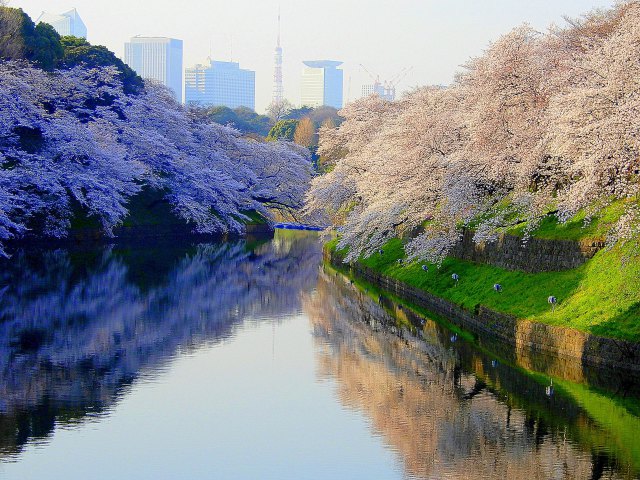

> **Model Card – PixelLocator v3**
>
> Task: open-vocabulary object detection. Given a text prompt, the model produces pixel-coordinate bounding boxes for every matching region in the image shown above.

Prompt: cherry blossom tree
[545,3,640,226]
[307,1,640,263]
[0,61,312,254]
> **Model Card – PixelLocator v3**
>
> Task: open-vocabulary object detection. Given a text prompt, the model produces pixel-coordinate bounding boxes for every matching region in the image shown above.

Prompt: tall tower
[272,9,284,104]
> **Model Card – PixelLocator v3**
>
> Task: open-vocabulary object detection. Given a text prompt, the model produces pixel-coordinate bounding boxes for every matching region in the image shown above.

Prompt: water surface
[0,232,638,479]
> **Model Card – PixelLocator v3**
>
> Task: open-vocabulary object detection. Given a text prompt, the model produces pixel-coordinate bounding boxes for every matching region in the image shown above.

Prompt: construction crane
[359,64,412,101]
[359,64,381,88]
[387,66,414,94]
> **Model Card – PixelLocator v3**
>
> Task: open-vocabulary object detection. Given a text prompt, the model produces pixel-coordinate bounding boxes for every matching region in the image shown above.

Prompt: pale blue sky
[11,0,615,112]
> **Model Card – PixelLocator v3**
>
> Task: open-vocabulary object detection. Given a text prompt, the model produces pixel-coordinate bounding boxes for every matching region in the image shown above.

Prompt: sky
[11,0,616,113]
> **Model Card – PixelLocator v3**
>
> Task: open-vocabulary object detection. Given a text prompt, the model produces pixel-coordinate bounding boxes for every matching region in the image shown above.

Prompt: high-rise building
[272,11,284,105]
[185,60,255,110]
[124,37,183,101]
[362,82,395,101]
[300,61,343,109]
[36,8,87,38]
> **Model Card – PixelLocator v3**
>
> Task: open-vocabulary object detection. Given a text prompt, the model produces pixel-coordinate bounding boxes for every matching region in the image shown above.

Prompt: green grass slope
[328,236,640,342]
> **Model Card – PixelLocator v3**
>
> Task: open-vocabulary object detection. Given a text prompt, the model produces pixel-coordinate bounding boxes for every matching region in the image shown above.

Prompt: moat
[0,232,638,479]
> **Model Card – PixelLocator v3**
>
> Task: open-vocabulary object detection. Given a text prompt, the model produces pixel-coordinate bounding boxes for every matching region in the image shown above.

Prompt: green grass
[329,253,640,474]
[478,364,640,475]
[555,378,640,471]
[324,261,475,341]
[69,187,269,232]
[330,238,640,474]
[329,236,640,342]
[239,209,268,226]
[506,199,632,241]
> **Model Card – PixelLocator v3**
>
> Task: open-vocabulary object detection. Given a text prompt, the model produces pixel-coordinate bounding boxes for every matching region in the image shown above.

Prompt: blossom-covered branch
[307,2,640,263]
[0,62,312,254]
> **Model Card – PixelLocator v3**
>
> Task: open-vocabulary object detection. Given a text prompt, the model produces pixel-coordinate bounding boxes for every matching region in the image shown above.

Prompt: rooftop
[303,60,343,69]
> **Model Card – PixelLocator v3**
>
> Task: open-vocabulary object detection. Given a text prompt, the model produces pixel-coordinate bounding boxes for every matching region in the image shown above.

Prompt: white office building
[362,82,395,101]
[185,60,255,110]
[36,8,87,38]
[125,37,183,101]
[300,60,343,109]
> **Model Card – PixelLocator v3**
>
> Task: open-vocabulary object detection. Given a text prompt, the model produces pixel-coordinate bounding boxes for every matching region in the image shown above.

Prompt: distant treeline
[194,104,344,142]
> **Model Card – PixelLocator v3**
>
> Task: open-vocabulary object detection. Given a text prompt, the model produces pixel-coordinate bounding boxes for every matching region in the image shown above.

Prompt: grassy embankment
[70,187,269,233]
[324,261,640,474]
[327,204,640,342]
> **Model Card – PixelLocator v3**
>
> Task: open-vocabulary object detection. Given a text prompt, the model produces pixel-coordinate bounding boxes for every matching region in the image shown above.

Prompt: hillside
[328,209,640,342]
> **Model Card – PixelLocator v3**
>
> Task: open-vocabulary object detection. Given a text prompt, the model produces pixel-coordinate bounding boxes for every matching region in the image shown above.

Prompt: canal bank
[1,231,639,479]
[325,236,640,372]
[6,187,275,251]
[315,267,640,478]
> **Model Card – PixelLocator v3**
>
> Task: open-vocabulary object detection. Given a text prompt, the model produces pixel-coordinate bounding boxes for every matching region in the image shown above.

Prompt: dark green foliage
[0,7,63,69]
[0,7,143,93]
[284,106,313,120]
[120,187,187,228]
[14,126,44,154]
[266,119,298,142]
[285,105,343,127]
[71,186,269,233]
[31,23,63,70]
[59,36,143,94]
[198,106,273,136]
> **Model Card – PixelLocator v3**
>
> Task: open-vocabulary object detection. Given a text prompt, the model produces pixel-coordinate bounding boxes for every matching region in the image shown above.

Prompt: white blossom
[307,2,640,262]
[0,62,312,253]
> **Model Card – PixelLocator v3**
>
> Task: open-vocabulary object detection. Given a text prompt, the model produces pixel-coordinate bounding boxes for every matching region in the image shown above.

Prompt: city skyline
[36,8,86,38]
[301,60,343,109]
[125,36,184,101]
[12,0,616,113]
[186,59,256,109]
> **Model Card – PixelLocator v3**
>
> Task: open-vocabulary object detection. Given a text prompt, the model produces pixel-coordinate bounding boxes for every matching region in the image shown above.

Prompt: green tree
[201,105,236,125]
[284,106,313,120]
[284,106,343,127]
[0,7,63,69]
[30,23,63,69]
[232,106,273,136]
[60,36,143,94]
[191,106,274,137]
[266,119,298,142]
[0,7,143,92]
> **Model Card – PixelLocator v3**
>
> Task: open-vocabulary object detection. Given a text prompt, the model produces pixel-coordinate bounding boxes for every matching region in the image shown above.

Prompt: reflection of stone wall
[451,229,604,272]
[306,272,621,480]
[327,250,640,373]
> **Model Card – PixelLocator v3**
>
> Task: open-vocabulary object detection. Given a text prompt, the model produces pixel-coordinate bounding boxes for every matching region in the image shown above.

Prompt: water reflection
[2,234,639,479]
[307,269,640,479]
[0,233,322,460]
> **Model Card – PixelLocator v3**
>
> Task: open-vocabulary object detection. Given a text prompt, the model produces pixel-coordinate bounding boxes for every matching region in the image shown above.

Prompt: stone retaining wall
[328,249,640,372]
[451,229,605,272]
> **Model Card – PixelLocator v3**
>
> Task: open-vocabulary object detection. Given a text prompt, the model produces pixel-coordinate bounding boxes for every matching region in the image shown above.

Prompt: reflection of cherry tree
[307,3,640,264]
[304,271,626,479]
[0,233,321,457]
[0,63,312,255]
